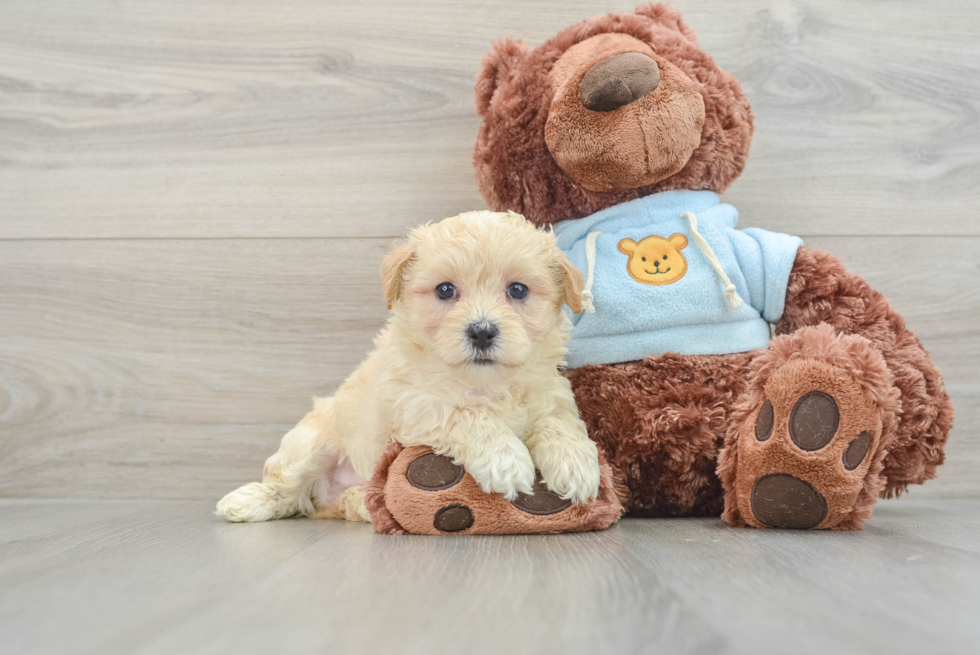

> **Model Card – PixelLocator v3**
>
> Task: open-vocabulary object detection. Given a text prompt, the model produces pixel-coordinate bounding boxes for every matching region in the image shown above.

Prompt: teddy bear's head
[473,3,753,227]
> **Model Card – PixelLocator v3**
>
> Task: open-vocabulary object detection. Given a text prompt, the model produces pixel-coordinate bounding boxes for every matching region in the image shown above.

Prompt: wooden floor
[2,498,978,655]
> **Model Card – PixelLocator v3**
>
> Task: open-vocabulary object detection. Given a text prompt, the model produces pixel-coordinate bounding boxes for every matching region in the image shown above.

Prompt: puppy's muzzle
[466,321,499,352]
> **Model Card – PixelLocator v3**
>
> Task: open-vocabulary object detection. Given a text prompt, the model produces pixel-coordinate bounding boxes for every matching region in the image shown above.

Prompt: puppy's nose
[467,322,499,351]
[579,52,660,112]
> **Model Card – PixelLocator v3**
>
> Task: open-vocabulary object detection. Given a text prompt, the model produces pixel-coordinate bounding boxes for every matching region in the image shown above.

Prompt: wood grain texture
[0,0,977,501]
[1,498,979,655]
[1,0,979,238]
[0,236,976,499]
[0,238,389,498]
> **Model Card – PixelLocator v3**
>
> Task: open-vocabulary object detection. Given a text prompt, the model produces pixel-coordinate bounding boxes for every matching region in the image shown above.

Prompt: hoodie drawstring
[581,230,603,314]
[680,211,744,310]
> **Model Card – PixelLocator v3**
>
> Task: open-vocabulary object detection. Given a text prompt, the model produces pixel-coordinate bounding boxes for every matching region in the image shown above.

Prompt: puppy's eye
[435,282,456,300]
[507,282,529,300]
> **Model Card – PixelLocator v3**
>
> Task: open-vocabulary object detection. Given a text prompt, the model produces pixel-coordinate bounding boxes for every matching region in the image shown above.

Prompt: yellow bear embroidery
[618,233,689,285]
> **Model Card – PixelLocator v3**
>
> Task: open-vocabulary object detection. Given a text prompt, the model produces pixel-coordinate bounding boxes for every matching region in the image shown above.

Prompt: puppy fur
[216,211,600,523]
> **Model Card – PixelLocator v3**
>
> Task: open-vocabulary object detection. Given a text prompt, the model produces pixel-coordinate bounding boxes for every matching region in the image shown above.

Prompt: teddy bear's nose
[654,260,660,267]
[579,52,661,112]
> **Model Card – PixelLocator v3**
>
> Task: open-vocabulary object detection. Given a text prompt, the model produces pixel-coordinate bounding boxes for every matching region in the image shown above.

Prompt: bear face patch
[618,233,689,285]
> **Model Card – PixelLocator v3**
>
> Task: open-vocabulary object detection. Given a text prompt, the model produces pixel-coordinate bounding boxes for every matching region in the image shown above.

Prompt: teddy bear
[470,3,954,529]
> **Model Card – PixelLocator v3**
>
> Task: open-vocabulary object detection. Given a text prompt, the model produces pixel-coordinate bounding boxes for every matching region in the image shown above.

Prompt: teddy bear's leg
[718,324,902,530]
[775,247,954,497]
[362,444,624,535]
[566,352,755,517]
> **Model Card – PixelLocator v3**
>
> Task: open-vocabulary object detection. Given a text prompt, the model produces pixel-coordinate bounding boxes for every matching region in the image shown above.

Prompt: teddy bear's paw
[733,358,885,530]
[376,446,621,535]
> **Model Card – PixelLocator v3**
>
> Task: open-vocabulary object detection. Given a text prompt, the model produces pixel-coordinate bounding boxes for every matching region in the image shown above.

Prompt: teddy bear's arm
[776,246,904,339]
[775,246,954,496]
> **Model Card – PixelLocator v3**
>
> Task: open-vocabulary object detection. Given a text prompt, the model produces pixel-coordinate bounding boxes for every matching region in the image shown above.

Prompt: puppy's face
[381,211,583,384]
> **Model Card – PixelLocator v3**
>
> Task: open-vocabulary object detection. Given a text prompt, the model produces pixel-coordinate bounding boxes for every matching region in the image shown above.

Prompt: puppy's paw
[463,438,536,501]
[532,437,601,505]
[336,486,372,523]
[215,482,286,522]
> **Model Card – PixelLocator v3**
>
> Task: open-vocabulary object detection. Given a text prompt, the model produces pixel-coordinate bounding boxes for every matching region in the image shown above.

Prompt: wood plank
[0,238,389,498]
[1,0,979,238]
[0,498,978,655]
[0,235,975,499]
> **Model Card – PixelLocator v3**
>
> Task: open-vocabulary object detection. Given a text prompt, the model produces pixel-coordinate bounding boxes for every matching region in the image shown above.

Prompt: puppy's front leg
[525,381,601,505]
[424,415,536,501]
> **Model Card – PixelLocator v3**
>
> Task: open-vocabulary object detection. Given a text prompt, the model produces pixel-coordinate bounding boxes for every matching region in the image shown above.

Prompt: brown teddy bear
[471,3,954,529]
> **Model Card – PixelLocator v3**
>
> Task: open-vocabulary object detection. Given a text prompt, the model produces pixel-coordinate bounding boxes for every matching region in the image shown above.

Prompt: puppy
[216,211,600,523]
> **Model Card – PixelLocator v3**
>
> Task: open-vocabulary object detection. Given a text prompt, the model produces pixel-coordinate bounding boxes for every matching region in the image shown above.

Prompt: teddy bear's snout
[579,52,661,112]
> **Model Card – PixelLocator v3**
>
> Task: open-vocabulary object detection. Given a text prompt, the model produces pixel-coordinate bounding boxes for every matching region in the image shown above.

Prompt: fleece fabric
[553,190,802,368]
[364,444,625,535]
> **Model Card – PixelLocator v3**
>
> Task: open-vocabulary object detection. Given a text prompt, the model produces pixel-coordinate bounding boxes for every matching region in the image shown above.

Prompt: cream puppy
[216,211,600,523]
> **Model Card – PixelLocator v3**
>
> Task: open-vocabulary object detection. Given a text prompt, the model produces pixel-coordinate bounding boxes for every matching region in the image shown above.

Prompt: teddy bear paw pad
[510,474,572,515]
[406,453,464,490]
[433,504,475,532]
[750,473,828,530]
[734,358,883,530]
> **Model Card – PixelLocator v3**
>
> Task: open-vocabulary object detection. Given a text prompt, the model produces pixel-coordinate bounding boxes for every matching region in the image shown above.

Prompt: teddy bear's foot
[734,361,881,530]
[720,325,900,530]
[363,444,624,535]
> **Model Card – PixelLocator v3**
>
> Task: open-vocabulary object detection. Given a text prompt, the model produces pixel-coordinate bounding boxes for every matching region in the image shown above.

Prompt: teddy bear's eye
[641,257,646,262]
[663,255,668,260]
[435,282,456,300]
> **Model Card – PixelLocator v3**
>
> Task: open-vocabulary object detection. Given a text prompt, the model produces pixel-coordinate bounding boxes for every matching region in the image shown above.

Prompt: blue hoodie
[553,190,802,368]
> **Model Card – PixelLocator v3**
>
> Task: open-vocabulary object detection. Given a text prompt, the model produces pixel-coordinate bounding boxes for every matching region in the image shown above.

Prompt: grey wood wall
[1,0,977,500]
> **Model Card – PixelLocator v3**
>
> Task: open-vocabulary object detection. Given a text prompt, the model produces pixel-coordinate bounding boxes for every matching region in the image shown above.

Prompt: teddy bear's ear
[380,240,417,310]
[617,238,638,255]
[668,233,689,250]
[634,2,699,43]
[475,38,531,117]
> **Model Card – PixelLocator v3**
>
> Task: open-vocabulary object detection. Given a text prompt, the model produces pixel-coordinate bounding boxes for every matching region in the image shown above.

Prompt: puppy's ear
[380,240,416,310]
[554,248,584,315]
